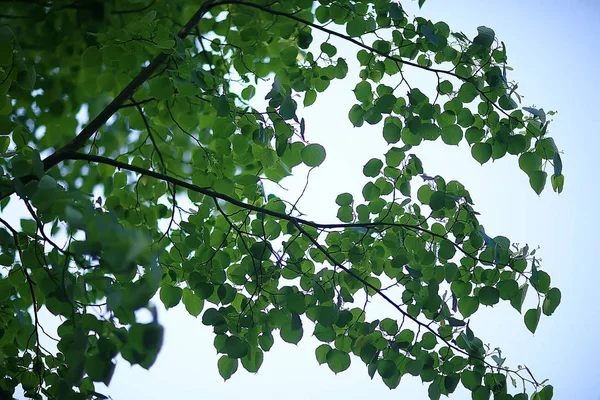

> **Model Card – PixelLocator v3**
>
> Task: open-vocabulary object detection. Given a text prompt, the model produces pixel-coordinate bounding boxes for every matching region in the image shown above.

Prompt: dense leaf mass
[0,0,561,399]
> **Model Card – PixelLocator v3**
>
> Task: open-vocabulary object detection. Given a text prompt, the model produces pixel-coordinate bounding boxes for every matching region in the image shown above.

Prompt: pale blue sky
[10,1,599,399]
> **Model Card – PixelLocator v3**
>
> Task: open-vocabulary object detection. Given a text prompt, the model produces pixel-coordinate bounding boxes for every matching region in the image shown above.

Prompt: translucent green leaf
[280,47,298,66]
[465,127,485,144]
[499,95,517,110]
[280,318,303,344]
[428,381,441,400]
[510,284,528,313]
[458,82,478,103]
[149,76,174,101]
[471,143,492,164]
[441,125,462,145]
[383,123,401,144]
[301,143,326,167]
[326,349,350,373]
[536,385,554,400]
[225,336,249,358]
[524,307,541,334]
[529,171,547,195]
[349,104,365,127]
[472,385,491,400]
[159,285,182,309]
[84,355,115,385]
[354,81,373,104]
[496,279,518,300]
[363,158,383,177]
[216,95,230,117]
[241,347,263,373]
[335,193,353,206]
[429,191,446,211]
[315,344,331,364]
[473,26,495,47]
[279,96,297,120]
[362,182,381,201]
[458,296,479,318]
[337,206,353,223]
[507,134,528,155]
[461,370,482,390]
[519,152,542,174]
[258,332,274,351]
[375,94,396,113]
[377,359,397,379]
[182,287,204,317]
[477,286,499,306]
[551,174,564,193]
[542,288,561,316]
[217,356,238,380]
[304,90,317,107]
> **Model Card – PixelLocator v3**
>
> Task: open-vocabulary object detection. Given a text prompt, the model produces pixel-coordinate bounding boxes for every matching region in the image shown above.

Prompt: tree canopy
[0,0,562,399]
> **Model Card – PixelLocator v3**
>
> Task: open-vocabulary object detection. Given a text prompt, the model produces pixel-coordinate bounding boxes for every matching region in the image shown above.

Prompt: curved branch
[60,150,541,381]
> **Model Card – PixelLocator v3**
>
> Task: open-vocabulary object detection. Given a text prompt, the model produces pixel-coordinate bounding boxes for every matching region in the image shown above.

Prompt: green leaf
[477,286,499,306]
[315,344,332,364]
[377,359,397,379]
[148,76,174,101]
[473,26,495,47]
[347,17,366,37]
[216,95,230,117]
[519,152,542,174]
[354,81,373,103]
[529,171,547,195]
[301,143,326,167]
[471,143,492,164]
[497,279,518,300]
[258,332,274,351]
[280,315,303,344]
[363,158,383,177]
[84,355,115,385]
[182,288,204,317]
[320,42,337,57]
[458,296,479,318]
[349,104,365,127]
[510,284,528,313]
[472,385,491,400]
[499,95,517,110]
[461,370,482,390]
[304,90,317,107]
[383,123,402,143]
[458,82,479,103]
[441,125,462,145]
[279,96,297,120]
[507,134,528,155]
[336,193,353,206]
[542,288,561,316]
[326,349,350,374]
[241,347,263,373]
[225,336,249,358]
[536,385,554,400]
[551,174,564,193]
[524,307,541,334]
[280,47,298,66]
[217,356,238,380]
[159,285,182,309]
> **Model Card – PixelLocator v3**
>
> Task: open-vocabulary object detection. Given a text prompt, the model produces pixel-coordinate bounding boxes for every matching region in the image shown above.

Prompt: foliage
[0,0,562,399]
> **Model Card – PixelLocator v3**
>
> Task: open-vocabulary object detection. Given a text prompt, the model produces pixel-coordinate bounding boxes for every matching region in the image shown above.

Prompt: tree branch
[59,150,543,381]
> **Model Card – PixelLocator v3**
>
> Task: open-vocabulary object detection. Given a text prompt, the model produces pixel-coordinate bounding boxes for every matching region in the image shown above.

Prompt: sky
[9,0,600,399]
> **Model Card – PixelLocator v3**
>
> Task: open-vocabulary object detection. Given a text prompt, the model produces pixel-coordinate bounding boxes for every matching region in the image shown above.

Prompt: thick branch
[41,0,216,172]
